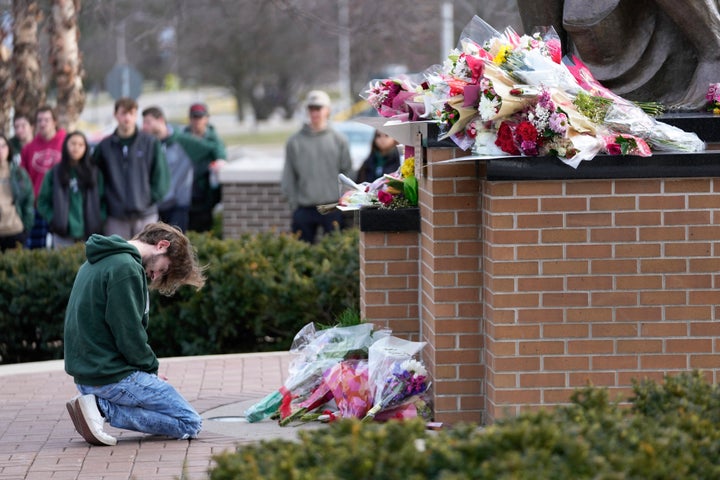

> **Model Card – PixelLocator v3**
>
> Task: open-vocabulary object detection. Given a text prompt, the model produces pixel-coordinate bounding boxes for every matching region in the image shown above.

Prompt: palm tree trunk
[49,0,85,131]
[0,38,12,134]
[12,0,46,120]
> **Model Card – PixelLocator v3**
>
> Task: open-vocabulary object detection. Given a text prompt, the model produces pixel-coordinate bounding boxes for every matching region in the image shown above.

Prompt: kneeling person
[64,222,206,445]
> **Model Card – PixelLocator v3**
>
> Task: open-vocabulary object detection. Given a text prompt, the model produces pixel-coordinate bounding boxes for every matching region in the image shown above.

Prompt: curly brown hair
[132,222,206,296]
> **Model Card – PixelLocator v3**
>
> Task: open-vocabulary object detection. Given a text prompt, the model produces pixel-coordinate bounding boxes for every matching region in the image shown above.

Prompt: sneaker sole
[68,397,116,446]
[66,398,86,440]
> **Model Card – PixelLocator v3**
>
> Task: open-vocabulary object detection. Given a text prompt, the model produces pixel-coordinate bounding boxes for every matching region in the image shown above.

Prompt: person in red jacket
[20,105,66,249]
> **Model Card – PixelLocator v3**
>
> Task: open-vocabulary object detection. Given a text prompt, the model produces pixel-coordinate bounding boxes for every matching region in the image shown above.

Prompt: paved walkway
[0,352,327,480]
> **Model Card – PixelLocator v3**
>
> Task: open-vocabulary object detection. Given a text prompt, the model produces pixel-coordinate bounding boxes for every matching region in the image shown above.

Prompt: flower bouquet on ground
[278,379,333,426]
[362,336,431,423]
[323,359,373,419]
[244,322,385,422]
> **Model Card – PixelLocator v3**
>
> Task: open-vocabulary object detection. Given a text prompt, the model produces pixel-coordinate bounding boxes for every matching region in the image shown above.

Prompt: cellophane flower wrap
[244,322,384,422]
[362,336,431,423]
[362,15,705,169]
[323,359,373,419]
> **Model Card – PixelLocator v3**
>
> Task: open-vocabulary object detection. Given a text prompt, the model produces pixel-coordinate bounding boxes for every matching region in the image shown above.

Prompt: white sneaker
[67,394,117,446]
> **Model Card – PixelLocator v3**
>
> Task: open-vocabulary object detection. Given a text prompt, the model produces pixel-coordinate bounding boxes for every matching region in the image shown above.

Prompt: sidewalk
[0,352,326,480]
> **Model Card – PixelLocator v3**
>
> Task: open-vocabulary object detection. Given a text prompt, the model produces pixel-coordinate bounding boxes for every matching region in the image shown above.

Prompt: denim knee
[180,412,202,439]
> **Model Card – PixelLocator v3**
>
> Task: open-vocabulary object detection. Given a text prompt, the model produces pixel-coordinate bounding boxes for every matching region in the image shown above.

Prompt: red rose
[606,143,622,156]
[377,190,394,206]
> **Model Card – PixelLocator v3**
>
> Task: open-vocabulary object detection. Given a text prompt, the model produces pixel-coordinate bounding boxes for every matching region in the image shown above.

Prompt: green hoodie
[64,234,159,386]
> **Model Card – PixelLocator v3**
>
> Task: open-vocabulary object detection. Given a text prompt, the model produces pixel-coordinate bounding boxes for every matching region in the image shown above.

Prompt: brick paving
[0,352,323,480]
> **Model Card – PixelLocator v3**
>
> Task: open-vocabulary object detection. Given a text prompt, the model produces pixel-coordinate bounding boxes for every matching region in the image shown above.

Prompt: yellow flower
[493,45,511,65]
[401,157,415,178]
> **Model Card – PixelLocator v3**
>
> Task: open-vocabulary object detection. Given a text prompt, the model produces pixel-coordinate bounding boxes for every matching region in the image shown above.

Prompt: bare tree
[48,0,84,130]
[12,0,45,119]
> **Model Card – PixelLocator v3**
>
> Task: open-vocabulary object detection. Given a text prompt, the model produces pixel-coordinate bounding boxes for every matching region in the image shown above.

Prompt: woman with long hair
[355,131,401,184]
[0,134,34,251]
[37,131,105,248]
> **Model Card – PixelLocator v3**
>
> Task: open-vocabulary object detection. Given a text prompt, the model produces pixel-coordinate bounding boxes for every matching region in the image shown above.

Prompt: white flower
[478,95,500,121]
[401,359,427,377]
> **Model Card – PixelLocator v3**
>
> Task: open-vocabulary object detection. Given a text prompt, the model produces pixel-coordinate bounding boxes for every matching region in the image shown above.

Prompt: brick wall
[360,141,720,425]
[360,231,420,340]
[221,182,291,237]
[482,176,720,422]
[219,165,291,237]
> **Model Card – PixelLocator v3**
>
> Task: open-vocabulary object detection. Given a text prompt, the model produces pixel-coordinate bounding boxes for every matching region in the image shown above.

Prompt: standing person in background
[20,105,66,249]
[355,131,401,184]
[0,135,34,252]
[93,97,169,238]
[184,103,227,160]
[64,222,206,446]
[184,103,226,232]
[9,114,34,166]
[281,90,352,243]
[37,131,105,248]
[142,106,219,233]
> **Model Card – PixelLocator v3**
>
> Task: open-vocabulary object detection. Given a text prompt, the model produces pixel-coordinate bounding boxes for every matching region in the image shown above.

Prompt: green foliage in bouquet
[210,371,720,479]
[0,229,360,364]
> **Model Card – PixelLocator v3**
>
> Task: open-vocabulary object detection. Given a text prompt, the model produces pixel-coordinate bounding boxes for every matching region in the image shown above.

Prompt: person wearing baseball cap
[184,103,227,232]
[281,89,352,243]
[185,103,227,161]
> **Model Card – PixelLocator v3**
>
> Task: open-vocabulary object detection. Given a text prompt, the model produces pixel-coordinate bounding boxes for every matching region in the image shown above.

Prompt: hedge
[209,371,720,479]
[0,228,359,364]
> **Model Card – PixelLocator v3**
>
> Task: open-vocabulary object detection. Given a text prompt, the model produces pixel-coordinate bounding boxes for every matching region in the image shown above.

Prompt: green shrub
[209,371,720,479]
[0,243,86,363]
[0,229,360,364]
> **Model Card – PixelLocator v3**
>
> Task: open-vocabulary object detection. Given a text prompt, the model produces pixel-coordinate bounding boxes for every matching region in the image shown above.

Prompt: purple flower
[521,140,539,156]
[537,89,553,109]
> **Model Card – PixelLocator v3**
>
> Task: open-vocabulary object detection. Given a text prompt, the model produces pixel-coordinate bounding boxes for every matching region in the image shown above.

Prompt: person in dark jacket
[182,103,226,232]
[0,135,34,251]
[355,130,401,184]
[37,131,106,248]
[64,222,206,446]
[93,97,170,239]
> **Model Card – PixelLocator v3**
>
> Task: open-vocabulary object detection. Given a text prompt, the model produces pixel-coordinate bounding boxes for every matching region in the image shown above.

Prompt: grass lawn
[222,129,295,147]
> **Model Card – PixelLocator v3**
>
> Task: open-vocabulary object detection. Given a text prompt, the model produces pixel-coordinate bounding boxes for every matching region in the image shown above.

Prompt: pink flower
[546,38,562,64]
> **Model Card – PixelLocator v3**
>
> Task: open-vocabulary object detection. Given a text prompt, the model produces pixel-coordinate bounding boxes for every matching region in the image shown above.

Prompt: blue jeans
[77,371,202,439]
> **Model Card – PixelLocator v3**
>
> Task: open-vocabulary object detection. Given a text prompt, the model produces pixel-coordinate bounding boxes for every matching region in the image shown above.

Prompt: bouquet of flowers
[323,359,373,419]
[363,75,427,121]
[362,15,705,168]
[707,83,720,114]
[278,379,333,426]
[244,322,384,422]
[338,156,418,210]
[361,336,431,423]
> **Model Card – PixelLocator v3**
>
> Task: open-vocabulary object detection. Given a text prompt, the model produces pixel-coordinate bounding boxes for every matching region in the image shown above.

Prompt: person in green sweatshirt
[64,222,206,446]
